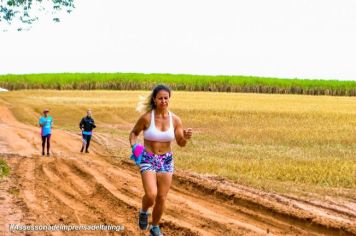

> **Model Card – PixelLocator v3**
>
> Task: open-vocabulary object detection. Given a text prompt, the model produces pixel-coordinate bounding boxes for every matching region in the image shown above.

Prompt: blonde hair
[136,95,153,113]
[136,84,171,113]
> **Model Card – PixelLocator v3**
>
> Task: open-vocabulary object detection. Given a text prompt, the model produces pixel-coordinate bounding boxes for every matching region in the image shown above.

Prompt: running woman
[39,108,53,156]
[129,84,192,236]
[79,109,96,153]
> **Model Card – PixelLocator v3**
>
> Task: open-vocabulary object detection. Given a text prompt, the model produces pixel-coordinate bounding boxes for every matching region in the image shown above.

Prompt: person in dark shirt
[79,109,96,153]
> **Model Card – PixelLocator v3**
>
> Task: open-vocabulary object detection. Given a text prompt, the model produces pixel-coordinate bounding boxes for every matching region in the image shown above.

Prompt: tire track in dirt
[0,104,355,236]
[0,157,24,236]
[171,168,356,235]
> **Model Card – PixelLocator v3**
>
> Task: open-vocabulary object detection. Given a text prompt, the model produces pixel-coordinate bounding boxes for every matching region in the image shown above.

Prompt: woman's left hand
[183,128,192,140]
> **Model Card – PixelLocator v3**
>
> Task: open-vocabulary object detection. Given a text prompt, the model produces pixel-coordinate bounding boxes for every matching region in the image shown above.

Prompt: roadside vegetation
[1,73,355,96]
[0,159,9,178]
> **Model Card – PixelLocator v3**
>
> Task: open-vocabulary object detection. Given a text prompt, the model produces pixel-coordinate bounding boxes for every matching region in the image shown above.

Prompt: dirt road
[0,104,355,236]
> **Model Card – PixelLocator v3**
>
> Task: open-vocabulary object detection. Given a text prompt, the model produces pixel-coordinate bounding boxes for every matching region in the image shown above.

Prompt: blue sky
[1,0,355,81]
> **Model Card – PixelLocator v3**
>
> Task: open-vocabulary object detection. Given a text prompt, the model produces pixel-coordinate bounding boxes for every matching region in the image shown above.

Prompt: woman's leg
[152,172,172,225]
[81,134,87,152]
[41,136,46,155]
[46,135,51,155]
[139,171,157,230]
[141,171,157,211]
[85,135,91,152]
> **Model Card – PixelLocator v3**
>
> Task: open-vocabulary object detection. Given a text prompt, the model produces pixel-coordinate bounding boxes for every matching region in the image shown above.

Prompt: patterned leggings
[139,150,174,173]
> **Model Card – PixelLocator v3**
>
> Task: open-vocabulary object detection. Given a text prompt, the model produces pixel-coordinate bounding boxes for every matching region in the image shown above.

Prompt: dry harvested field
[0,90,355,235]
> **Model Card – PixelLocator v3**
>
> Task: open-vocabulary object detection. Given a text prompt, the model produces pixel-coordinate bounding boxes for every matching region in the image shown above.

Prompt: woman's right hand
[183,128,193,140]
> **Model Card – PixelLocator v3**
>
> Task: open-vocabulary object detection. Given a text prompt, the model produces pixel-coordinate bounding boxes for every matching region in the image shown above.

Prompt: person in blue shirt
[79,109,96,153]
[39,108,53,156]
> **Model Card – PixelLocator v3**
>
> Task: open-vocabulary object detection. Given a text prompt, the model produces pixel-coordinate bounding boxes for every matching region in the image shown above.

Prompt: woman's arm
[129,115,147,147]
[91,118,96,128]
[174,115,192,147]
[39,117,44,127]
[79,118,84,130]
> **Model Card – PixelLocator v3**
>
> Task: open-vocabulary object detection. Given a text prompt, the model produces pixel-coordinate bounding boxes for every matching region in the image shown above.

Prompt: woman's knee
[155,194,167,203]
[144,192,157,204]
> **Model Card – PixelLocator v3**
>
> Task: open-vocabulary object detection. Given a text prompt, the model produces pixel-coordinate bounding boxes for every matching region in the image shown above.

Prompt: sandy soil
[0,104,355,236]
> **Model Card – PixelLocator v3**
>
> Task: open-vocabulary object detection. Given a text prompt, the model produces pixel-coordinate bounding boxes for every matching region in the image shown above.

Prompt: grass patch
[0,159,10,178]
[7,186,19,196]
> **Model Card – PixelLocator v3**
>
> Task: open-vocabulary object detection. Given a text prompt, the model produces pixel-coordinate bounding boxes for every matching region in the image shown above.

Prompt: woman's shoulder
[170,111,182,124]
[139,111,152,121]
[170,111,179,118]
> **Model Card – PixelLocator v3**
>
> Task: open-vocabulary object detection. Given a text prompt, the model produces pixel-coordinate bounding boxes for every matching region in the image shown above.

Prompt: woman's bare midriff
[144,139,172,155]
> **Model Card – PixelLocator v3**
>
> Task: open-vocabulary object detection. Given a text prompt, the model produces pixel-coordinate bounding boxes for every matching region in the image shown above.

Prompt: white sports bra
[143,110,175,142]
